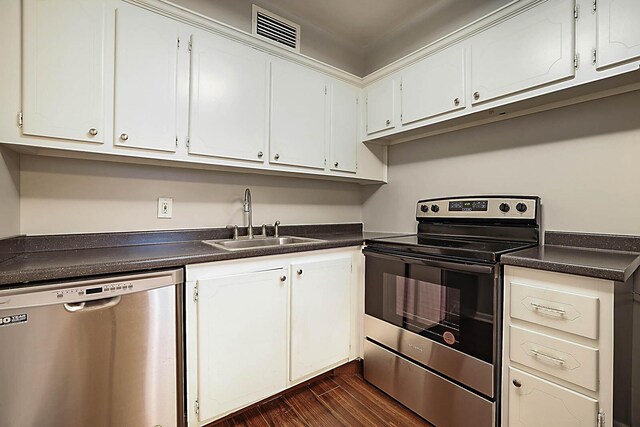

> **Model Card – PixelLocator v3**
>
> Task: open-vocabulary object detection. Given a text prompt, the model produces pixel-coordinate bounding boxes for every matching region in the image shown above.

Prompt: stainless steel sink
[202,236,321,251]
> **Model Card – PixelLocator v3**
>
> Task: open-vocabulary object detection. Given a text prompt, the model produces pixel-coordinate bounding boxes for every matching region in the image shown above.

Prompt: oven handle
[363,248,495,275]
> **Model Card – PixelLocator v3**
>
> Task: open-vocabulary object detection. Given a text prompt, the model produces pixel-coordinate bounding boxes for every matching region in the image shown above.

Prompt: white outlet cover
[158,197,173,219]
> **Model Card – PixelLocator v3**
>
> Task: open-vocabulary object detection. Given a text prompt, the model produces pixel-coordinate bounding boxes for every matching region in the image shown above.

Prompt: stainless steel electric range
[363,195,541,427]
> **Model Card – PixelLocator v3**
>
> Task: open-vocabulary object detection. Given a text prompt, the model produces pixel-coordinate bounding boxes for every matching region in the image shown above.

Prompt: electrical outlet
[157,197,173,219]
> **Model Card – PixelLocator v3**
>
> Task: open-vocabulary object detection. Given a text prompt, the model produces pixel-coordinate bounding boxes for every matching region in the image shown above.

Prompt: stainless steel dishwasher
[0,269,184,427]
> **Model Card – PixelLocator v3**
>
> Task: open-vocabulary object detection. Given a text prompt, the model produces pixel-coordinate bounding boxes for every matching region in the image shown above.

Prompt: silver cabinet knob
[280,275,287,282]
[473,92,480,100]
[274,154,280,160]
[88,128,98,136]
[334,162,339,168]
[385,119,391,126]
[120,133,129,141]
[257,151,263,159]
[512,379,522,388]
[454,98,460,106]
[297,269,303,275]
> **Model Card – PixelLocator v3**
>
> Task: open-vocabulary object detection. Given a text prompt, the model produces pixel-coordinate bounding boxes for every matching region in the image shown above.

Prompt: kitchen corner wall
[19,156,362,235]
[0,146,20,238]
[362,90,640,236]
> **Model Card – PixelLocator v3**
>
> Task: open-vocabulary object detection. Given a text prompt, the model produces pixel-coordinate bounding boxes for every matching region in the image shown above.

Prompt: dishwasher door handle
[64,296,121,313]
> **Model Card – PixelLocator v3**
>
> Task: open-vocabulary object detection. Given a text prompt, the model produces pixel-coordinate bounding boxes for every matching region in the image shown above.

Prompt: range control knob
[431,204,440,213]
[516,203,528,213]
[499,203,510,213]
[420,204,429,213]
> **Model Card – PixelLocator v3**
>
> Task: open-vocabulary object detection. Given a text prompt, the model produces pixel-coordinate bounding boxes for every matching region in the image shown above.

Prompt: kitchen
[1,0,639,426]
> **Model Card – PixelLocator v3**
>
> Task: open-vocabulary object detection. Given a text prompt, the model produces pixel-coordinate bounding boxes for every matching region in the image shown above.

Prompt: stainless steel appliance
[0,269,184,427]
[364,195,540,427]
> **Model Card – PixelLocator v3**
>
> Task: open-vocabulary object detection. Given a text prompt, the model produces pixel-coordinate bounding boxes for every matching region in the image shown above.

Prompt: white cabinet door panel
[196,269,288,422]
[114,3,180,152]
[401,47,466,125]
[330,81,358,173]
[22,0,105,143]
[290,255,351,382]
[365,77,395,135]
[470,0,575,104]
[508,367,598,427]
[189,31,268,162]
[597,0,640,68]
[270,60,326,169]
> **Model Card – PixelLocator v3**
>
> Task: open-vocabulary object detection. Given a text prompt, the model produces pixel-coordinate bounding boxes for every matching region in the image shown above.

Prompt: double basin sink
[203,236,321,252]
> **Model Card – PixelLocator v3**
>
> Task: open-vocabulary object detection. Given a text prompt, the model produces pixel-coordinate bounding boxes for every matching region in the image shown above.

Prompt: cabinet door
[196,269,288,422]
[270,60,326,169]
[22,0,106,143]
[290,255,351,382]
[401,47,465,125]
[470,0,575,104]
[508,367,598,427]
[114,3,180,152]
[189,31,269,162]
[596,0,640,69]
[365,77,395,135]
[329,81,358,173]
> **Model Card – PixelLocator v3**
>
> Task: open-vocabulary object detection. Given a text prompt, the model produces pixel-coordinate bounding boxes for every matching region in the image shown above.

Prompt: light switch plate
[157,197,173,219]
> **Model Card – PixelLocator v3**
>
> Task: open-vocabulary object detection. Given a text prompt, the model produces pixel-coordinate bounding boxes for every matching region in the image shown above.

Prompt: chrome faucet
[243,188,254,239]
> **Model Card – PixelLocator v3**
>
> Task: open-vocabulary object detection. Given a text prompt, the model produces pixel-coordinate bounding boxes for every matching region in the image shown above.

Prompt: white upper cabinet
[22,0,106,143]
[400,46,466,125]
[365,77,396,135]
[270,60,327,169]
[195,268,288,423]
[188,31,269,162]
[114,2,182,152]
[290,255,352,382]
[329,81,359,173]
[596,0,640,69]
[470,0,575,105]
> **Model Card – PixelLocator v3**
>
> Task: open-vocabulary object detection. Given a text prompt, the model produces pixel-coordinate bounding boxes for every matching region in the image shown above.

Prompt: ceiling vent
[252,5,300,52]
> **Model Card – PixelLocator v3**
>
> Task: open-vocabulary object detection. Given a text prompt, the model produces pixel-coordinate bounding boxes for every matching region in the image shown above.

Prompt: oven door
[363,247,498,398]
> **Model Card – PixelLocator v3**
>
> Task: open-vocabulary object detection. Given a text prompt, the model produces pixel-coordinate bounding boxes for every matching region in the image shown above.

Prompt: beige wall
[20,156,362,235]
[362,90,640,235]
[0,147,20,238]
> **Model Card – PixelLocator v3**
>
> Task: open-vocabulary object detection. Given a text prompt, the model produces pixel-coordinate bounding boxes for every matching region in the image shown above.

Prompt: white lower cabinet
[186,248,361,426]
[508,367,598,427]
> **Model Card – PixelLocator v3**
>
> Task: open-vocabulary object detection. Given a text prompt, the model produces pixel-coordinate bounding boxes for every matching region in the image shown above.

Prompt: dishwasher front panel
[0,277,180,427]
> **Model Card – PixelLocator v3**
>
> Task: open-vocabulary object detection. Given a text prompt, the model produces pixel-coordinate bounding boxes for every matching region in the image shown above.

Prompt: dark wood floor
[210,372,432,427]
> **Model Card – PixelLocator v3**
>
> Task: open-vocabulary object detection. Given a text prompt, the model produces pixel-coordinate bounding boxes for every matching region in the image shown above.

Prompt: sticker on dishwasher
[0,313,27,327]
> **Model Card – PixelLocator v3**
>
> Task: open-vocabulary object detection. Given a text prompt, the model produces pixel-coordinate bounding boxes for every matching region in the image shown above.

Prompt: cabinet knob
[88,128,98,136]
[297,269,303,275]
[454,98,460,106]
[120,133,129,141]
[385,119,391,126]
[334,162,339,168]
[257,151,263,159]
[274,154,280,160]
[512,379,522,388]
[280,275,287,282]
[473,92,480,100]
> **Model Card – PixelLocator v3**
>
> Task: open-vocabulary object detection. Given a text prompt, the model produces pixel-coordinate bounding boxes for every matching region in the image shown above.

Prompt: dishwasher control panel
[54,282,135,300]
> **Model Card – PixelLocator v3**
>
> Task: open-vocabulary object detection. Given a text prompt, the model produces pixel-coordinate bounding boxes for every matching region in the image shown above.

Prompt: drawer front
[510,282,599,339]
[508,367,598,427]
[510,325,599,391]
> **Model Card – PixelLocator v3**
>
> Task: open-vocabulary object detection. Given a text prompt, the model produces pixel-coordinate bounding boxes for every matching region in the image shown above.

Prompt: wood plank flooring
[209,373,432,427]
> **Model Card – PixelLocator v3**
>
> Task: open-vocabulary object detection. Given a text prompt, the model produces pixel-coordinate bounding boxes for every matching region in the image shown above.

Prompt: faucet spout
[243,188,253,239]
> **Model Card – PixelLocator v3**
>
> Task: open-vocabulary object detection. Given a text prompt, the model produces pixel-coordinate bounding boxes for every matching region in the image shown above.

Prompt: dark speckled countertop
[0,224,401,289]
[502,231,640,282]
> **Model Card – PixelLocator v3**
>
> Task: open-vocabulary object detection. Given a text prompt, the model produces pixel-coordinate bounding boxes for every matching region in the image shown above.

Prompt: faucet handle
[274,220,281,238]
[232,225,239,240]
[261,224,267,236]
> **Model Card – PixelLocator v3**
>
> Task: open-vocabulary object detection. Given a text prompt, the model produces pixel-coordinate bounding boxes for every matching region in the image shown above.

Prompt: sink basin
[202,236,321,251]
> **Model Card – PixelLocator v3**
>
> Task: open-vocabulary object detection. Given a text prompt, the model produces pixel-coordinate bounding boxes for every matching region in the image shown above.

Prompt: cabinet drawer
[508,367,598,427]
[510,282,599,339]
[510,325,599,391]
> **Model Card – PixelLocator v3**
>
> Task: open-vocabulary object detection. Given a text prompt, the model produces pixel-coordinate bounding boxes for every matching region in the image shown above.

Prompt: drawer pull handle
[530,349,566,366]
[512,379,522,388]
[530,302,566,316]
